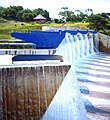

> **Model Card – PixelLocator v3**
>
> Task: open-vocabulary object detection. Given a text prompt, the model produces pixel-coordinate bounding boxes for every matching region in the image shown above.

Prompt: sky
[0,0,110,18]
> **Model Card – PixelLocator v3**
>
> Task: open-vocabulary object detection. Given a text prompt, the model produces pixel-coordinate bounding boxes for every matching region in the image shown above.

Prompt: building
[34,14,47,23]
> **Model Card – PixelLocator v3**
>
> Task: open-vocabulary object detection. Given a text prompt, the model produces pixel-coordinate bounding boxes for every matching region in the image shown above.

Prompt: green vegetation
[58,7,110,34]
[0,5,110,40]
[0,34,11,40]
[0,19,89,40]
[0,6,50,22]
[0,20,42,39]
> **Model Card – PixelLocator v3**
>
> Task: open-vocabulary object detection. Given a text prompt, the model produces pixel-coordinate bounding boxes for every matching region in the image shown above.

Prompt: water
[0,31,99,120]
[56,32,98,63]
[0,55,13,65]
[42,31,99,120]
[43,66,85,120]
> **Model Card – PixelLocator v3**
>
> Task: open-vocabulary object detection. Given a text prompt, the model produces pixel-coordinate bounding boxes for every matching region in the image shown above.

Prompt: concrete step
[75,53,110,119]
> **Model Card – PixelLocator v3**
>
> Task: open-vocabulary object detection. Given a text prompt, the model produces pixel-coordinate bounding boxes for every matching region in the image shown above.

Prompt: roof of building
[34,14,46,20]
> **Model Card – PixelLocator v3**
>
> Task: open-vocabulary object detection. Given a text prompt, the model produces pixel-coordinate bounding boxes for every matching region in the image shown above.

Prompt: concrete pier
[0,63,70,119]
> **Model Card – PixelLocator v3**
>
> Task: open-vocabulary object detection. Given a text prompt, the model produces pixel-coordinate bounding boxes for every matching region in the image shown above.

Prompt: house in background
[34,14,47,24]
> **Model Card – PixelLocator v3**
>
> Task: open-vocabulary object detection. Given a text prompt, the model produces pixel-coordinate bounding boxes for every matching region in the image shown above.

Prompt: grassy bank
[0,19,89,40]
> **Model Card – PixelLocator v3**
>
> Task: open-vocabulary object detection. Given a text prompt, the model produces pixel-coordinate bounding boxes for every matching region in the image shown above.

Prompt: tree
[2,8,10,19]
[100,13,110,22]
[8,8,17,20]
[85,9,93,16]
[88,14,109,32]
[8,6,23,12]
[59,7,69,22]
[41,10,50,21]
[75,10,82,15]
[6,6,24,20]
[66,11,75,22]
[0,7,5,18]
[74,10,88,22]
[0,6,50,22]
[16,10,24,21]
[22,13,34,22]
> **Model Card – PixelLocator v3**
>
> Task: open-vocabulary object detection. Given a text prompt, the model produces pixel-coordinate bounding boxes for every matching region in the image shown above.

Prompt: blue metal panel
[12,55,64,62]
[11,31,65,49]
[11,30,97,49]
[78,30,88,34]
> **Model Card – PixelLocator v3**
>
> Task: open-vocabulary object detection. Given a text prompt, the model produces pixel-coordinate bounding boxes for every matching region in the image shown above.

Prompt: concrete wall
[42,26,110,53]
[42,26,87,31]
[98,33,110,52]
[0,64,70,119]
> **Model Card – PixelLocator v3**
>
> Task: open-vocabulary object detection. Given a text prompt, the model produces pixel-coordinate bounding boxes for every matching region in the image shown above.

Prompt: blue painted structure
[12,55,64,62]
[11,30,97,49]
[11,31,65,49]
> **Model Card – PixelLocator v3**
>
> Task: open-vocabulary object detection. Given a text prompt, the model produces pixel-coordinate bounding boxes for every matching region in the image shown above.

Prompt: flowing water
[0,31,99,120]
[42,31,99,120]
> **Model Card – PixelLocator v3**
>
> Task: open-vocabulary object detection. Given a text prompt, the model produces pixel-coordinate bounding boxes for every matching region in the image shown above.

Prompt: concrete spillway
[1,29,108,120]
[0,62,71,119]
[75,53,110,119]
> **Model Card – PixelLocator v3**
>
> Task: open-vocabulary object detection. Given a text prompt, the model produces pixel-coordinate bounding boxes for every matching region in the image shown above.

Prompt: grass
[0,19,89,40]
[0,34,12,40]
[0,20,42,40]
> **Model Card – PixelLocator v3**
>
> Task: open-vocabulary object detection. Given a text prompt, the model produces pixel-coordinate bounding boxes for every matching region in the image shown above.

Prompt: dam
[0,29,110,120]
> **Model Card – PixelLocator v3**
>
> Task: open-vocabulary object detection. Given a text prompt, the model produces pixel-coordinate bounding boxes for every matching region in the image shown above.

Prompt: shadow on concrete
[77,77,96,84]
[80,85,90,94]
[84,99,110,114]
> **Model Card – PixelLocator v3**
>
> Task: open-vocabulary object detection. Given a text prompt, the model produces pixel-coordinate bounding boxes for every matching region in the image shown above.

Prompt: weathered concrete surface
[42,26,88,31]
[98,33,110,52]
[75,53,110,120]
[0,64,70,119]
[0,49,56,55]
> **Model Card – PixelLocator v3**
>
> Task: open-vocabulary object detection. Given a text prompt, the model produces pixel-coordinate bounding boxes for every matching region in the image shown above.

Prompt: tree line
[0,6,110,33]
[58,7,110,33]
[0,6,50,22]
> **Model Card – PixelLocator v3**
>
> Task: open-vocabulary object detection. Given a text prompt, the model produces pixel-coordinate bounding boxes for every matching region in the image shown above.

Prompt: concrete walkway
[75,53,110,120]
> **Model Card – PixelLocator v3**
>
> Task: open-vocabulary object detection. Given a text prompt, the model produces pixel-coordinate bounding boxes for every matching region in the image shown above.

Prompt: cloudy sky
[0,0,110,18]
